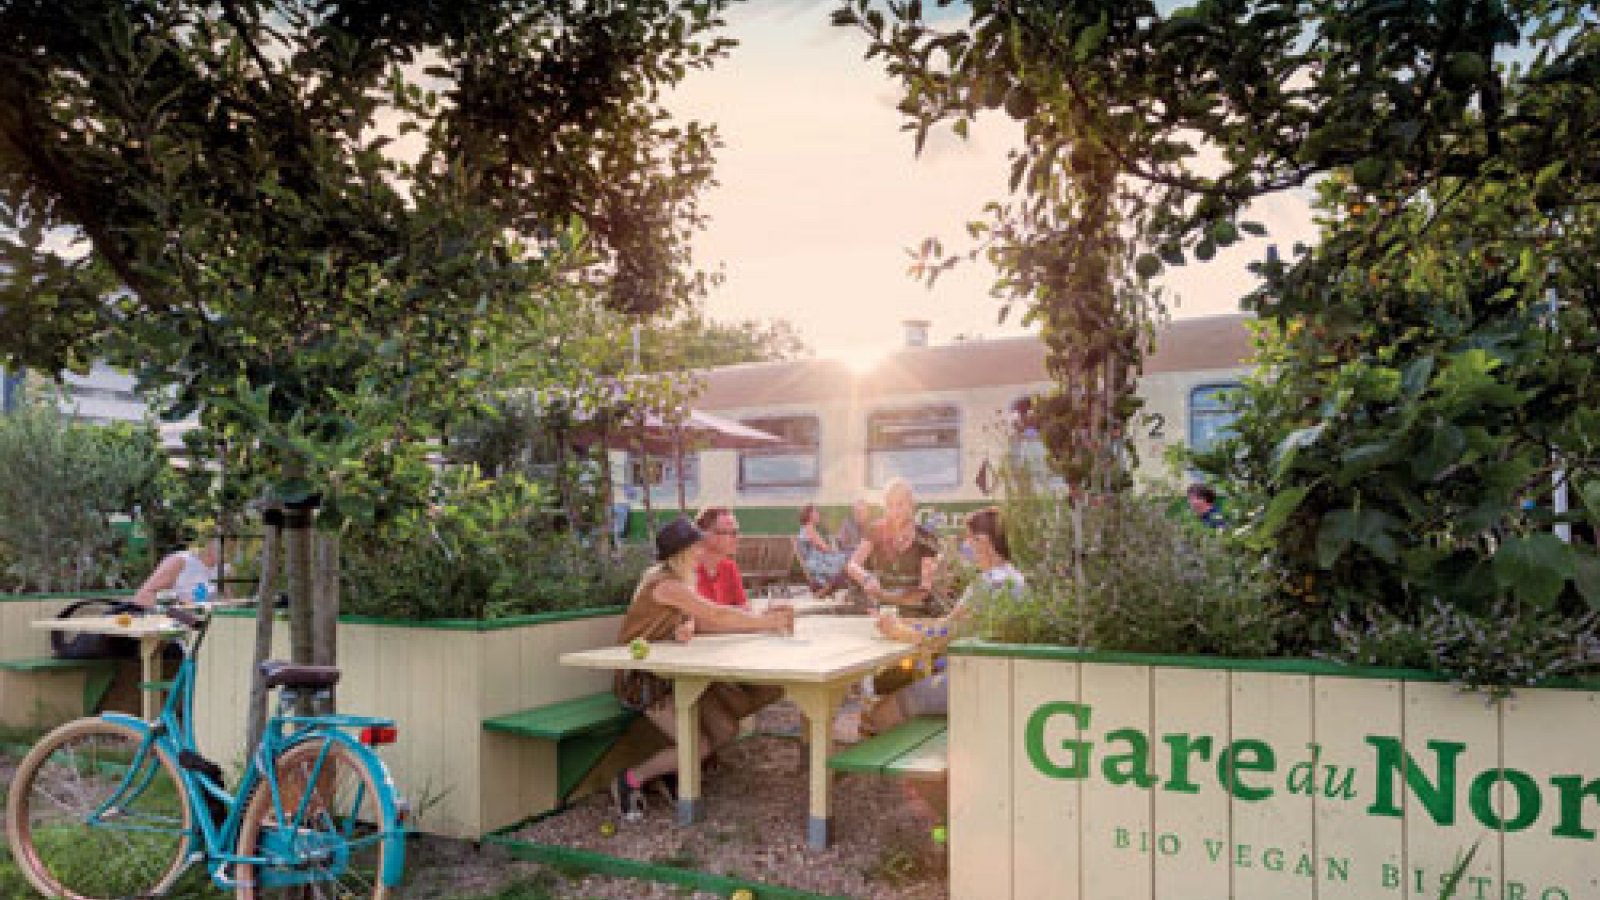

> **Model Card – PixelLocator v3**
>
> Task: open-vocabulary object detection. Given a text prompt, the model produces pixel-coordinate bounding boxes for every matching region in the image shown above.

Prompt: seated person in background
[867,506,1024,734]
[795,503,851,593]
[1187,483,1226,529]
[693,506,748,607]
[611,517,795,821]
[133,533,221,607]
[834,497,873,554]
[845,477,942,614]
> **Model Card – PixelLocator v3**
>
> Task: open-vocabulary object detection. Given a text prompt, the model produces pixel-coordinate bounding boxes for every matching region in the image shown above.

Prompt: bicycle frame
[88,606,407,890]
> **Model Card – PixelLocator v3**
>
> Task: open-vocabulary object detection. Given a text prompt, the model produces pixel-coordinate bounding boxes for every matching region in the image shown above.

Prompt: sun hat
[655,516,704,562]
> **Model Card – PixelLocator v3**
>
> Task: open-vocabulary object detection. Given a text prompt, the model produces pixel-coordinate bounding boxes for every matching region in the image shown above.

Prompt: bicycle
[5,600,408,899]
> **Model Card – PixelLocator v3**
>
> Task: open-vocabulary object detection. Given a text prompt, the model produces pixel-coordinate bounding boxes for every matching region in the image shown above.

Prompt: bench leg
[672,677,711,825]
[787,682,846,848]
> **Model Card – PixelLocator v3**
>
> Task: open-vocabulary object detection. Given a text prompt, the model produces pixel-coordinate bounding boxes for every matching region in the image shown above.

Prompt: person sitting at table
[866,506,1024,735]
[844,477,943,614]
[795,503,851,594]
[834,497,873,554]
[693,506,748,608]
[611,516,795,822]
[133,532,221,608]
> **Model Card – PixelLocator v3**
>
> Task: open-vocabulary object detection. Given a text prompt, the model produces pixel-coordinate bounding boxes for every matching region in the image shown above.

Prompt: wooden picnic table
[32,614,186,720]
[560,613,918,848]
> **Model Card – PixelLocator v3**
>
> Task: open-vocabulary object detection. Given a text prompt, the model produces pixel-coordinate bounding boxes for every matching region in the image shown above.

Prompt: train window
[738,414,820,490]
[867,404,961,490]
[628,452,699,500]
[1189,383,1242,454]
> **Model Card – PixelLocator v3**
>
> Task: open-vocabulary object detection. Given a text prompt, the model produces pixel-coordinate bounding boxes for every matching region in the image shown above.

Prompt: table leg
[139,637,160,720]
[673,677,711,825]
[787,682,845,848]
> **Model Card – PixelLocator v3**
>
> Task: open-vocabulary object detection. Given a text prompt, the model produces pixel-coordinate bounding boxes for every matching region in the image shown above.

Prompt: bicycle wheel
[235,736,393,899]
[5,717,192,900]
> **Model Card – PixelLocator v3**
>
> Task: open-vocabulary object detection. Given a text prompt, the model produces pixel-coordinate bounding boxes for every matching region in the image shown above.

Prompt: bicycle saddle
[259,660,341,690]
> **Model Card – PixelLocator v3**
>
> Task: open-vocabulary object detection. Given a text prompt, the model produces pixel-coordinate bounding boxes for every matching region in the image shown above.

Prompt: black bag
[51,600,144,660]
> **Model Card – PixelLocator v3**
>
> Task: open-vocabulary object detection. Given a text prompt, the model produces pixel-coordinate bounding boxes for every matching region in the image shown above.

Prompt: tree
[636,309,810,372]
[833,0,1599,493]
[0,0,733,729]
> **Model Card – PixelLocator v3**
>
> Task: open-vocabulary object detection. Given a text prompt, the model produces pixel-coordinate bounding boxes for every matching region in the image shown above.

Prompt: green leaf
[1316,507,1400,567]
[1494,533,1573,607]
[1573,548,1600,610]
[1259,485,1310,537]
[1272,423,1325,478]
[1411,425,1465,481]
[1073,15,1109,61]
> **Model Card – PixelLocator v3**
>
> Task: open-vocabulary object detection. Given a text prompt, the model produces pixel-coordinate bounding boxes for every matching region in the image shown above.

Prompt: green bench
[0,657,118,718]
[483,692,637,804]
[828,715,949,782]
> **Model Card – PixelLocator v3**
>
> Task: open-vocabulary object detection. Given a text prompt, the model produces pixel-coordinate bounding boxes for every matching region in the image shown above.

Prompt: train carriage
[622,313,1254,536]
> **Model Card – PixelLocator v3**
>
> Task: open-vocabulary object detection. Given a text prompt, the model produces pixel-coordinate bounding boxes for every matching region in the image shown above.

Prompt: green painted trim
[83,664,117,715]
[948,640,1600,691]
[213,604,625,631]
[483,834,852,900]
[555,727,629,804]
[0,589,136,603]
[483,693,633,740]
[0,657,114,672]
[828,716,948,776]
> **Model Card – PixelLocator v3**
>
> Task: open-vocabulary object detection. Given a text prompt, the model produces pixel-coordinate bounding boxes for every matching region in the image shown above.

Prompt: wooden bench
[483,692,637,806]
[828,715,949,782]
[0,657,118,725]
[734,535,800,594]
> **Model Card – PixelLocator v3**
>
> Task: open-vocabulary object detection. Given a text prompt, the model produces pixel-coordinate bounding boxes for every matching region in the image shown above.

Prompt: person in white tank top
[134,537,220,607]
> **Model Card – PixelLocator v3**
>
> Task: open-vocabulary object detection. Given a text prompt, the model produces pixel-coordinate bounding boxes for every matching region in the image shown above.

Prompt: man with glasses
[693,506,749,608]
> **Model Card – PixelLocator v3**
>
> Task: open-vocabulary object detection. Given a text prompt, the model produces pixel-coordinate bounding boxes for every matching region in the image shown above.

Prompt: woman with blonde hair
[845,477,942,614]
[610,517,794,821]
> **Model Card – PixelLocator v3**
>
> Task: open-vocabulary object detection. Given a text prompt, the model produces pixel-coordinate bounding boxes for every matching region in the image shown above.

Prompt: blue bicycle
[5,601,408,899]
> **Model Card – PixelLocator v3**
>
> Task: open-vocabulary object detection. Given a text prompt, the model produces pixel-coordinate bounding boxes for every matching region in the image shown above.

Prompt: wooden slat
[828,716,947,774]
[483,692,633,740]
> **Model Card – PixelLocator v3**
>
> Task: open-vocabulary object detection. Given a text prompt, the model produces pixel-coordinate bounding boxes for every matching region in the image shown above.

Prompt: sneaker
[611,770,645,822]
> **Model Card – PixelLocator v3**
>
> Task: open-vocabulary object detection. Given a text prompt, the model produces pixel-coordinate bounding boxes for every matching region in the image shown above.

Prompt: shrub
[0,398,170,592]
[339,467,648,620]
[978,470,1285,657]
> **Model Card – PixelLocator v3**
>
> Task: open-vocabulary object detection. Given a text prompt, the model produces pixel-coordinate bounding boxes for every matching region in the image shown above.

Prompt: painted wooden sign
[949,645,1600,900]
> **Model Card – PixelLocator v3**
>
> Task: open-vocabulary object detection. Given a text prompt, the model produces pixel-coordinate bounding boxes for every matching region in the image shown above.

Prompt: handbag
[50,599,144,660]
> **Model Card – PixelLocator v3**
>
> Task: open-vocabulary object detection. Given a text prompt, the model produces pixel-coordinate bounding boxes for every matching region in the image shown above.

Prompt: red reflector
[360,725,398,746]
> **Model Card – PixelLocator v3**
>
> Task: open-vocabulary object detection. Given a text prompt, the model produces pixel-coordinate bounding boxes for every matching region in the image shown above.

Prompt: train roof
[695,313,1253,409]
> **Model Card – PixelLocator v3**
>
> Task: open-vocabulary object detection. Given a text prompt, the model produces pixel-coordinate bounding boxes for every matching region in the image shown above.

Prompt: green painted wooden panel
[828,716,947,775]
[482,692,632,740]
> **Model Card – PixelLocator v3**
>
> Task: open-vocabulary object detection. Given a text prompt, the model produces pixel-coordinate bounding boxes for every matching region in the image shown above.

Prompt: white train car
[623,313,1254,536]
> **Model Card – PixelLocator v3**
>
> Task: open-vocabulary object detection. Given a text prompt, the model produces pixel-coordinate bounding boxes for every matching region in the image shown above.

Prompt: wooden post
[245,508,283,758]
[311,529,339,714]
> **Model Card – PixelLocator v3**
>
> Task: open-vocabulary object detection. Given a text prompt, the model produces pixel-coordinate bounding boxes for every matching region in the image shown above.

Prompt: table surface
[560,614,915,684]
[33,614,187,638]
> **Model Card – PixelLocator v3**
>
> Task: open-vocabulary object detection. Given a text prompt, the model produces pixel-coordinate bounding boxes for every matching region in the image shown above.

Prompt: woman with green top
[864,506,1024,735]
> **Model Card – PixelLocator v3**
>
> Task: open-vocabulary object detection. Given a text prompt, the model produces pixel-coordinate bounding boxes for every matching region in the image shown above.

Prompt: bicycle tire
[234,736,393,899]
[4,717,193,900]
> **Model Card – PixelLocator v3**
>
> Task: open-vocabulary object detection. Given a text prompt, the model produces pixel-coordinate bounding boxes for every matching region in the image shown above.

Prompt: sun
[838,345,890,376]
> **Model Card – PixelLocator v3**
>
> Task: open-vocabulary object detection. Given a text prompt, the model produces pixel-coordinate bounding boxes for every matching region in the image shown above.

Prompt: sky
[666,2,1321,367]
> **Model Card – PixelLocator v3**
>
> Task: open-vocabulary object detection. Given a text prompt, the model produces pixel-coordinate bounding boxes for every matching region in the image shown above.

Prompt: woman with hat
[610,516,796,822]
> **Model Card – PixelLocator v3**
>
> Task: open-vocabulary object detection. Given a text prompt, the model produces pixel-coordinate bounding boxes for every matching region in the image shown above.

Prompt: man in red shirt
[693,506,748,607]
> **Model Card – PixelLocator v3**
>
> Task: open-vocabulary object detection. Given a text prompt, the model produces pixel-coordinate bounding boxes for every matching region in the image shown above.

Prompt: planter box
[193,607,623,839]
[0,591,137,728]
[948,642,1600,900]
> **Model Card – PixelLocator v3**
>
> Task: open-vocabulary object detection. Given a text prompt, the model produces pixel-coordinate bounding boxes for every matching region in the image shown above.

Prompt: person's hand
[767,604,796,636]
[673,618,696,643]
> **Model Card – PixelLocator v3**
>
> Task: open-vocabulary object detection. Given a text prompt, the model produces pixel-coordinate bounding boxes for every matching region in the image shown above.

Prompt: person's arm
[803,522,831,553]
[846,539,884,599]
[655,579,791,635]
[133,554,184,607]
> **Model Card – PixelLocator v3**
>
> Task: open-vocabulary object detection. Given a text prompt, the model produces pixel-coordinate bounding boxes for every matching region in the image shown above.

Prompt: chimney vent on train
[902,319,931,348]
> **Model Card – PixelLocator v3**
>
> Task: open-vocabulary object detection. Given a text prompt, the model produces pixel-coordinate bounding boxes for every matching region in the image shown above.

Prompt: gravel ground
[508,701,950,900]
[4,702,950,899]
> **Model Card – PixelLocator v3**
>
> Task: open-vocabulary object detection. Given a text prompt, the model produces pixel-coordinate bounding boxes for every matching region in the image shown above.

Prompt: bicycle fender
[282,731,407,887]
[97,711,156,738]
